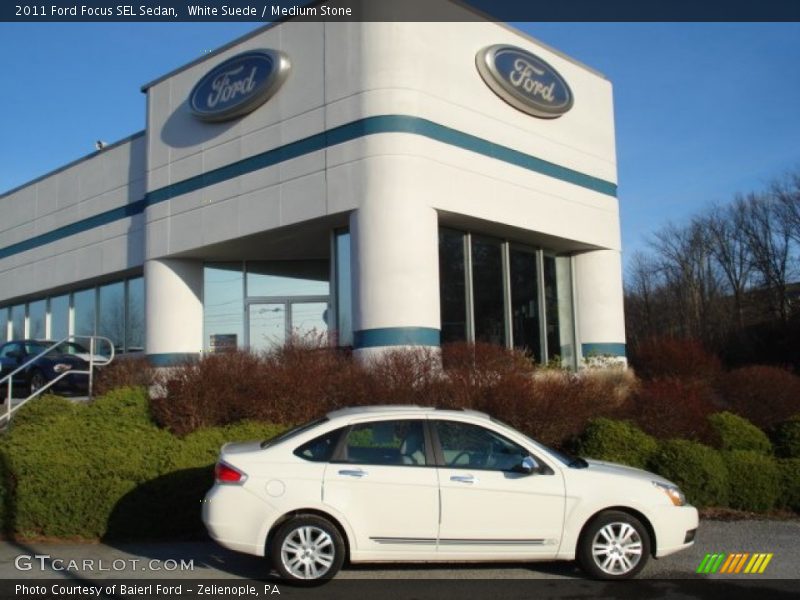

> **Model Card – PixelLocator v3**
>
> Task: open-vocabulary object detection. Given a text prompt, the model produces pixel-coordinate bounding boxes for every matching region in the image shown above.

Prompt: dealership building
[0,8,625,368]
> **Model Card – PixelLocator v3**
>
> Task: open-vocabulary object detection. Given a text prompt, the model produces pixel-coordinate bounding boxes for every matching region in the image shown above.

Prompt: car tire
[577,510,651,580]
[270,515,345,583]
[29,370,47,395]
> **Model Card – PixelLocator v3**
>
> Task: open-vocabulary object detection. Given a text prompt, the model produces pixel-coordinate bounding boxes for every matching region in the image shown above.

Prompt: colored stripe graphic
[697,552,773,575]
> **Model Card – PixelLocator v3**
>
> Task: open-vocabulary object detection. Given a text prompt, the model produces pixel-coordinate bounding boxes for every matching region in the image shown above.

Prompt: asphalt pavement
[0,520,796,600]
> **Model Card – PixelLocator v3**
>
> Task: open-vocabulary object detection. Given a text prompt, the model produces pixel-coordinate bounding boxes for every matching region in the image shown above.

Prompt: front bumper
[652,504,699,558]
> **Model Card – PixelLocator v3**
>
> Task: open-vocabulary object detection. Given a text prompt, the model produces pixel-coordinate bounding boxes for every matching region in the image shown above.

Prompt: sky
[0,22,798,275]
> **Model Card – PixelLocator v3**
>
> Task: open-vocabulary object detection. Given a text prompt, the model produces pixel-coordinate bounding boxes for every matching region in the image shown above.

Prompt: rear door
[322,418,439,557]
[433,419,565,558]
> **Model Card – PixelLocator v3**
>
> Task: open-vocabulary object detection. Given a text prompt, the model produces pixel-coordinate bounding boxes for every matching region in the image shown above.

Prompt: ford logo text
[189,49,290,123]
[476,45,573,119]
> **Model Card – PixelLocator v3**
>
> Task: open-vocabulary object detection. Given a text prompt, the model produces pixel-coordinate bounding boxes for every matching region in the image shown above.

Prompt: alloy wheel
[590,521,644,576]
[279,525,335,580]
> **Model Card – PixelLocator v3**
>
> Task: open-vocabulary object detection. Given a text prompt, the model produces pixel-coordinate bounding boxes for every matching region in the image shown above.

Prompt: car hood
[71,353,108,363]
[584,459,674,487]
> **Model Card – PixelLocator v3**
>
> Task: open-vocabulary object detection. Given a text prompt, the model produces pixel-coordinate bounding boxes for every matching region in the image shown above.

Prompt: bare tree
[702,200,753,329]
[739,192,794,322]
[773,171,800,246]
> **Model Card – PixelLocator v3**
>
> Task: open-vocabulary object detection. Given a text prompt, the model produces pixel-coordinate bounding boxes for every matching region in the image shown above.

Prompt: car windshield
[25,341,89,356]
[489,416,588,468]
[261,417,329,449]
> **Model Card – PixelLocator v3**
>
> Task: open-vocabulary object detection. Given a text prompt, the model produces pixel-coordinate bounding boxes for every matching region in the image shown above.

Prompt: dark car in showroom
[0,340,99,397]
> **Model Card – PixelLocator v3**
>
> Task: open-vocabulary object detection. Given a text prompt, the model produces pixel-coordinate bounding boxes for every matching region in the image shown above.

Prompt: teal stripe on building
[0,115,617,261]
[353,327,441,349]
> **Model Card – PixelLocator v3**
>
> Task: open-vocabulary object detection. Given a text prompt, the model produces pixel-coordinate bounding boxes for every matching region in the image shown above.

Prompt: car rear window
[261,417,329,449]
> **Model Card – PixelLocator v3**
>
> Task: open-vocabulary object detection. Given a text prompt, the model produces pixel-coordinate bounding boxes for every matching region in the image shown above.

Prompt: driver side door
[433,419,565,558]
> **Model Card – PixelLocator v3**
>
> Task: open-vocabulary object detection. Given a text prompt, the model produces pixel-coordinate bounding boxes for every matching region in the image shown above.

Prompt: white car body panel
[202,406,699,568]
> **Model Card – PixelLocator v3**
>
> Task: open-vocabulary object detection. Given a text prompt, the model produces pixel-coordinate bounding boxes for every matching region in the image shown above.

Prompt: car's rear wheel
[270,515,345,583]
[578,510,650,579]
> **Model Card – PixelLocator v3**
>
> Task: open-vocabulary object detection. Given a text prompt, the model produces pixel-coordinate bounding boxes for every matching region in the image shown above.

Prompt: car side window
[293,428,344,463]
[0,343,21,359]
[340,420,428,466]
[435,420,528,472]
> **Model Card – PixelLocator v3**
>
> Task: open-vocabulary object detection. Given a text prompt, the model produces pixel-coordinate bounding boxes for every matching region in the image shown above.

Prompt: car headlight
[653,481,686,506]
[53,363,73,373]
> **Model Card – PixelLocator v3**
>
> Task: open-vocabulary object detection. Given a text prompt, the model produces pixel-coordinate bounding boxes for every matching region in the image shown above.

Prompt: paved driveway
[0,520,796,599]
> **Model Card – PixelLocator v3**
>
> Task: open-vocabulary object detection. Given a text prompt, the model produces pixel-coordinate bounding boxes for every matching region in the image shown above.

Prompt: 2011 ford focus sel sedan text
[202,406,698,582]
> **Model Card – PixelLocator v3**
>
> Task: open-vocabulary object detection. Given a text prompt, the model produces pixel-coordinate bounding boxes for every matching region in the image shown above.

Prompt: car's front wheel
[577,510,651,579]
[29,370,47,395]
[270,515,345,583]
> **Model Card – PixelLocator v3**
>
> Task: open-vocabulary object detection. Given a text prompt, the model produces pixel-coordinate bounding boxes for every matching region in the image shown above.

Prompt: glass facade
[471,236,506,346]
[73,289,96,337]
[99,281,125,352]
[0,275,144,353]
[509,247,541,360]
[28,299,46,339]
[334,230,353,347]
[49,295,70,341]
[438,229,467,344]
[10,305,25,339]
[438,227,576,367]
[203,260,332,353]
[126,278,145,352]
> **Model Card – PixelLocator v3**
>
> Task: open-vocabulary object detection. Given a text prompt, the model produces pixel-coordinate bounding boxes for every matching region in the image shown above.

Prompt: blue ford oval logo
[476,45,573,119]
[189,49,290,122]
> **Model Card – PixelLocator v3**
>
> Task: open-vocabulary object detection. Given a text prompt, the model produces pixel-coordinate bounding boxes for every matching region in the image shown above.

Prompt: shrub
[631,337,722,382]
[573,418,657,469]
[94,355,155,395]
[0,388,287,540]
[772,415,800,458]
[708,411,772,454]
[151,342,635,446]
[723,450,780,512]
[629,378,716,441]
[776,458,800,512]
[719,366,800,428]
[647,439,728,508]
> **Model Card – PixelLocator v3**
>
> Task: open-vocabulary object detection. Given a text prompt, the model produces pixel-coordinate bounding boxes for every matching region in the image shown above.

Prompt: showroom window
[438,228,576,368]
[0,275,144,353]
[203,260,332,353]
[334,229,353,347]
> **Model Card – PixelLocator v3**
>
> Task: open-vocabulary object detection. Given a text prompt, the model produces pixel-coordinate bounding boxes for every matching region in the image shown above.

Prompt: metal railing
[0,335,115,423]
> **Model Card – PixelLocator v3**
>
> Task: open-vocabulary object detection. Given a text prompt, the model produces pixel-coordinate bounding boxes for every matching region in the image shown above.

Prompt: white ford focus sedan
[202,406,698,581]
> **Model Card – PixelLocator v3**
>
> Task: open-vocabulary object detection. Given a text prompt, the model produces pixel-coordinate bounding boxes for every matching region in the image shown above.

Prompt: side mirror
[514,455,539,475]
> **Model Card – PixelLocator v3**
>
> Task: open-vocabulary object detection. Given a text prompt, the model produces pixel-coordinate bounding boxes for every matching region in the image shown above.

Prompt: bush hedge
[0,388,287,540]
[708,411,772,454]
[723,450,781,512]
[772,415,800,459]
[647,439,728,508]
[628,378,716,442]
[573,418,657,469]
[150,342,633,448]
[719,366,800,428]
[777,458,800,512]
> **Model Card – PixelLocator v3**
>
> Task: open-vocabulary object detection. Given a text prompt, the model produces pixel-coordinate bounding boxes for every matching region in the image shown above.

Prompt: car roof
[325,405,491,421]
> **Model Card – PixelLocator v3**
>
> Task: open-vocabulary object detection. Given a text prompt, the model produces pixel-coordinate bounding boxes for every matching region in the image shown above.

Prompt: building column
[573,249,627,365]
[349,199,441,361]
[144,258,203,366]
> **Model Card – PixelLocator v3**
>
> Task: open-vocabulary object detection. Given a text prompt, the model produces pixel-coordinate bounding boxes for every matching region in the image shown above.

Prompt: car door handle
[450,475,476,484]
[338,469,367,478]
